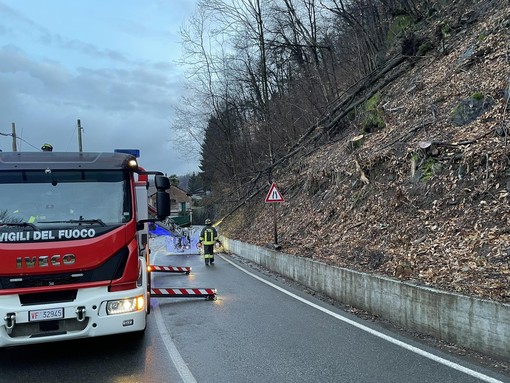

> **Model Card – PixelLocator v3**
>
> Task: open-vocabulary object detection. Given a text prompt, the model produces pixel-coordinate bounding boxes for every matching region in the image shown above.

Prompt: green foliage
[168,174,180,187]
[363,93,386,132]
[471,92,484,101]
[439,22,451,38]
[365,93,381,111]
[187,172,205,194]
[387,15,414,45]
[417,42,432,56]
[477,31,488,42]
[420,158,442,181]
[347,108,357,121]
[363,115,386,133]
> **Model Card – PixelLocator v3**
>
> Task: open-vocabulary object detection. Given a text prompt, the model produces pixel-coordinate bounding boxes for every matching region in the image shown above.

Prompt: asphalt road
[148,235,510,383]
[0,234,508,383]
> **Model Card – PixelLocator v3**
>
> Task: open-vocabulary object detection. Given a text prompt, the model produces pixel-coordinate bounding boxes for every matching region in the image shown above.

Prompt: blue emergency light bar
[114,149,140,158]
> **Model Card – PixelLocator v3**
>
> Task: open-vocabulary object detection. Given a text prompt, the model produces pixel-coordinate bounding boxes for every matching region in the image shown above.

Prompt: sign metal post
[265,182,284,248]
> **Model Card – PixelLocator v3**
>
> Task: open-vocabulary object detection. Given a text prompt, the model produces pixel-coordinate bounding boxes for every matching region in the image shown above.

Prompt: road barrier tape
[149,265,192,274]
[151,288,217,300]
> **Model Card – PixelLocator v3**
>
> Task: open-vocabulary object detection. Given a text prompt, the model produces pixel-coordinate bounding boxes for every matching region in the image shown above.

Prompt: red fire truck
[0,151,170,347]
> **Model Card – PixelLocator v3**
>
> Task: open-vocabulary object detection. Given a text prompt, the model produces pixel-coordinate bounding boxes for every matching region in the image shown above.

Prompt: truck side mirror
[154,175,170,220]
[156,191,170,219]
[155,175,170,190]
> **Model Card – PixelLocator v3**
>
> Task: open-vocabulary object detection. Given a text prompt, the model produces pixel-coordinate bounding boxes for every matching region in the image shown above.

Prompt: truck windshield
[0,170,132,226]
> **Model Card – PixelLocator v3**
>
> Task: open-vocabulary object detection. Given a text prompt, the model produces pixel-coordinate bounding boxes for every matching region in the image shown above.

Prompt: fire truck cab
[0,151,170,347]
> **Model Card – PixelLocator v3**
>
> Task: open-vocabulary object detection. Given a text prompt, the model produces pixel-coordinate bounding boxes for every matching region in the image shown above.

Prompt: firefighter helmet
[41,143,53,152]
[205,219,212,225]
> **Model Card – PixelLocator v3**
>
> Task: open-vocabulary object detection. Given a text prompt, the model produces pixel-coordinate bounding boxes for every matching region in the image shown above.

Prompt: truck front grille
[0,246,129,291]
[2,272,84,289]
[9,318,89,338]
[19,290,77,305]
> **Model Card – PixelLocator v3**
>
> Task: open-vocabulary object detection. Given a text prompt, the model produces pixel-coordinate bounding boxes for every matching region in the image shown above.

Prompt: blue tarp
[149,224,174,237]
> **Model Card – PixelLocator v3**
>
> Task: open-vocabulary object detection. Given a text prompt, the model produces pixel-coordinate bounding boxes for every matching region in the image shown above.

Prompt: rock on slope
[221,1,510,303]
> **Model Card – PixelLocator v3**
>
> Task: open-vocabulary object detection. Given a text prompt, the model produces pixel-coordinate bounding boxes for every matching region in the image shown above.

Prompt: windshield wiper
[39,219,106,227]
[0,222,39,230]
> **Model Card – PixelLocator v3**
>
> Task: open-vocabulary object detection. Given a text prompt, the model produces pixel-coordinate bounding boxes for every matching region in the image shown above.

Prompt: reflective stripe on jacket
[199,227,218,245]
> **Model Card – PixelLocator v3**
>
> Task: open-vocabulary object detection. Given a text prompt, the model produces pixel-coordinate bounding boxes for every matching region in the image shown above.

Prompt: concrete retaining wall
[221,237,510,362]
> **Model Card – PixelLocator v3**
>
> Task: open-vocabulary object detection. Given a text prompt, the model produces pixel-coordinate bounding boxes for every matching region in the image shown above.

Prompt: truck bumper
[0,286,147,347]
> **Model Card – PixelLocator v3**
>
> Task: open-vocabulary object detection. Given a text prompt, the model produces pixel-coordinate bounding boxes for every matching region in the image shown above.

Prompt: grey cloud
[61,39,128,63]
[0,2,41,29]
[0,3,130,65]
[68,65,184,116]
[0,1,200,175]
[0,46,71,108]
[0,44,182,119]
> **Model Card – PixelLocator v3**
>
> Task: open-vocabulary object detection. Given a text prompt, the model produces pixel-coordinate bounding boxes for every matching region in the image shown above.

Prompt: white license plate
[29,307,64,322]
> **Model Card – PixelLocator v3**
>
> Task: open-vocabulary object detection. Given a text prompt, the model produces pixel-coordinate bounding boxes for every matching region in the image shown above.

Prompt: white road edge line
[150,239,197,382]
[153,302,198,383]
[220,255,504,383]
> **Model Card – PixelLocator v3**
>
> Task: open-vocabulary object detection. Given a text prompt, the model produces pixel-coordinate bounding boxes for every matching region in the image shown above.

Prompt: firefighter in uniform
[199,219,219,265]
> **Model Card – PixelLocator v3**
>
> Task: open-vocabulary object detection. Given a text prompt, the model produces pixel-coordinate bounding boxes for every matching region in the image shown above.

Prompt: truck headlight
[106,296,145,315]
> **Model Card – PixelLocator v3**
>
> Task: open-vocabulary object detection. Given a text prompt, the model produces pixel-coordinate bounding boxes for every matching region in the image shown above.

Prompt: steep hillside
[221,1,510,303]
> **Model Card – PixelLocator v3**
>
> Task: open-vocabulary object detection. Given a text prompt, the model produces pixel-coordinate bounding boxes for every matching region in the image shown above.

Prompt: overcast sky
[0,0,200,176]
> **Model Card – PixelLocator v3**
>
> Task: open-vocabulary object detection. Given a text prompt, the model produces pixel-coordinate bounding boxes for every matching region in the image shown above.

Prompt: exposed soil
[221,1,510,304]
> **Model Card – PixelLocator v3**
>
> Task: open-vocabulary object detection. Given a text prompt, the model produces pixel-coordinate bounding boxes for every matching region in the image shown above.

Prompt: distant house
[148,184,192,226]
[168,185,191,215]
[190,189,211,202]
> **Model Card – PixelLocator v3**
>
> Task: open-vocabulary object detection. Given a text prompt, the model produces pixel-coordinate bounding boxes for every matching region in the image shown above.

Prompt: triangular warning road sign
[265,182,284,203]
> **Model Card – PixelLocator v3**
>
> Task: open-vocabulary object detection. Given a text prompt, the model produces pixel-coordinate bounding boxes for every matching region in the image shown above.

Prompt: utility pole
[11,122,17,152]
[77,119,83,152]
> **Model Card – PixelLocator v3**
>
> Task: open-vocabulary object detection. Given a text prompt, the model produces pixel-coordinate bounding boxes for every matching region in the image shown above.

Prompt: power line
[0,131,42,151]
[0,131,13,151]
[16,136,40,150]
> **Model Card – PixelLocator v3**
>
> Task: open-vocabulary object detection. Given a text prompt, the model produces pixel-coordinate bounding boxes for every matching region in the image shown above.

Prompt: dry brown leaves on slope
[221,2,510,303]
